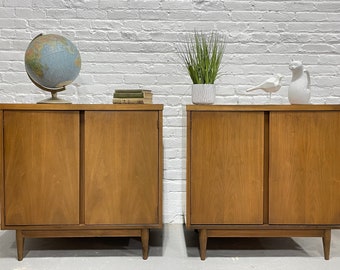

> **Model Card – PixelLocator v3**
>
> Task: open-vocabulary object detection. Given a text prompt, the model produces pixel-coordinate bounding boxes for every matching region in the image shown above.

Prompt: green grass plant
[178,31,225,84]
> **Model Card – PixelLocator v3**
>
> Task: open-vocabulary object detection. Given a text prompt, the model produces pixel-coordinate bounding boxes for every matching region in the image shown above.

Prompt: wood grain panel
[4,111,80,225]
[269,111,340,224]
[0,110,3,228]
[84,111,159,225]
[190,111,264,224]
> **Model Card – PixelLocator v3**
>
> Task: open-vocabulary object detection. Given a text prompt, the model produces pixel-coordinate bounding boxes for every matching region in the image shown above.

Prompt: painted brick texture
[0,0,339,223]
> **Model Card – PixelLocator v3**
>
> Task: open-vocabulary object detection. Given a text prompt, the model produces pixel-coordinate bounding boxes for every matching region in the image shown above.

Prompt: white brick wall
[1,0,340,223]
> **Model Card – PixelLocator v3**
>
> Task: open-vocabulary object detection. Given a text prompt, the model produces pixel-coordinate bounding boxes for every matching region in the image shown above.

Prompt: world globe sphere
[25,34,81,102]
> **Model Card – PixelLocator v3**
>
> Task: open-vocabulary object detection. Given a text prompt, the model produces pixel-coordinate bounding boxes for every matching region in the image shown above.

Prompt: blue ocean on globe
[25,34,81,90]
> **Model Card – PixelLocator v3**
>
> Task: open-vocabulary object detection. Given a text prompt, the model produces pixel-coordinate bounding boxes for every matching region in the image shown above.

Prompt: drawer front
[269,111,340,224]
[189,111,264,225]
[4,110,80,226]
[84,111,160,225]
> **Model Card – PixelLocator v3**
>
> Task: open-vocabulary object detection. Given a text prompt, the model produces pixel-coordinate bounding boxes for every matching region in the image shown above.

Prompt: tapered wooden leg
[322,229,331,260]
[141,229,149,260]
[199,229,208,260]
[16,230,24,261]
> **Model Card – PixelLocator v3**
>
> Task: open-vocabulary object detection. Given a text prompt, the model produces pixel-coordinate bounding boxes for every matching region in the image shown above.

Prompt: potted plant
[178,31,225,104]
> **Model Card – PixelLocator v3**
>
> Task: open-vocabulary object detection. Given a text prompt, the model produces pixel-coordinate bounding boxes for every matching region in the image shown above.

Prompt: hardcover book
[112,97,152,104]
[113,89,153,104]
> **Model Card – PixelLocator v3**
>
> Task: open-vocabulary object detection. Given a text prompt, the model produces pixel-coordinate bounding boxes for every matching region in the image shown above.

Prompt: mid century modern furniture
[0,104,163,260]
[186,105,340,260]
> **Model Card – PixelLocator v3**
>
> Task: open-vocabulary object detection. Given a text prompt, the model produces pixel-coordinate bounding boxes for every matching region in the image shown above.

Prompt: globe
[25,34,81,103]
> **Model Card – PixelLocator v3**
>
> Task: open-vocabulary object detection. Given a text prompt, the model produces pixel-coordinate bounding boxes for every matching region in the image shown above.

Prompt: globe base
[37,91,71,104]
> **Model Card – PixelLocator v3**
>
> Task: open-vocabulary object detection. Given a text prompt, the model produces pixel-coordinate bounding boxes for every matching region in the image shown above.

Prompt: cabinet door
[189,112,264,225]
[4,111,80,225]
[84,111,160,225]
[269,111,340,224]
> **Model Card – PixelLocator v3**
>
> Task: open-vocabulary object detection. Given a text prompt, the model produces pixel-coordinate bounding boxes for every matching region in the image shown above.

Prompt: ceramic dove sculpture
[246,74,283,94]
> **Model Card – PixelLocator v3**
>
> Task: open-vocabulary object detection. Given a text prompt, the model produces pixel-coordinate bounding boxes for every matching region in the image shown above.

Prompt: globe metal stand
[27,72,71,104]
[37,89,71,104]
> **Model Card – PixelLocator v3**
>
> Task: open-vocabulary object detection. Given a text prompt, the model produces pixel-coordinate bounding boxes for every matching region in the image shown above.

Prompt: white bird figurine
[246,73,283,100]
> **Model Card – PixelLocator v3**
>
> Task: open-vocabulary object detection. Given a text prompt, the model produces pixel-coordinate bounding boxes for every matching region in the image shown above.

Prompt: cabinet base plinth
[196,228,332,260]
[15,228,150,261]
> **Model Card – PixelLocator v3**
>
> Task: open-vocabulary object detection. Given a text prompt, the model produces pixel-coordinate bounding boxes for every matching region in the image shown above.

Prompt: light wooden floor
[0,224,339,269]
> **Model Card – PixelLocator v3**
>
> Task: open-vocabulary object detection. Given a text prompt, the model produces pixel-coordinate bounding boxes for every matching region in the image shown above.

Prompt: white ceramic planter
[192,84,216,105]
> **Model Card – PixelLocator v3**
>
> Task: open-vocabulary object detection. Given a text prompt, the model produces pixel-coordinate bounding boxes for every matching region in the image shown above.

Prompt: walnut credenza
[0,104,163,260]
[186,105,340,260]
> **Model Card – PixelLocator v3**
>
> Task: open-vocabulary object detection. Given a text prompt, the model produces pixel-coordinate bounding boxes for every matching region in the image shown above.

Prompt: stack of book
[112,89,153,104]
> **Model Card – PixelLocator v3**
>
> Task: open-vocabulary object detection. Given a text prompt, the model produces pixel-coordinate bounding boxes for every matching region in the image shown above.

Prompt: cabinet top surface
[187,104,340,112]
[0,103,163,111]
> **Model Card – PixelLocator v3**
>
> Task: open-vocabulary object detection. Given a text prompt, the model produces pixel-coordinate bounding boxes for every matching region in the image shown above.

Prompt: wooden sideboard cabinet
[0,104,163,260]
[186,105,340,260]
